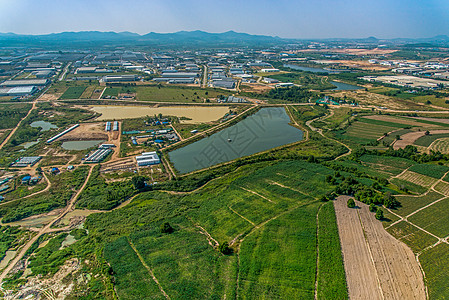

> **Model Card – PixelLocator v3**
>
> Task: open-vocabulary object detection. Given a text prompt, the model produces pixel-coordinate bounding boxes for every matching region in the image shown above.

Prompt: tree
[424,130,430,136]
[347,198,355,208]
[369,203,376,212]
[131,176,146,190]
[219,242,232,255]
[383,192,400,208]
[375,208,384,220]
[160,222,174,234]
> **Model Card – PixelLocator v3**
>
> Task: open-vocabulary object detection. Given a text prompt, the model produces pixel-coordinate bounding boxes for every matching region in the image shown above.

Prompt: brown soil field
[296,48,398,55]
[38,93,62,101]
[393,129,449,149]
[240,83,273,94]
[334,196,426,300]
[57,123,108,141]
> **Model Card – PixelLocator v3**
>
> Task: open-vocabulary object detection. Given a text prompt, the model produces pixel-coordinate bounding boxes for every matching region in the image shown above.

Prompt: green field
[414,133,449,147]
[387,221,438,253]
[408,164,449,179]
[393,191,443,216]
[420,243,449,299]
[59,86,87,99]
[85,161,347,298]
[0,103,32,130]
[408,197,449,237]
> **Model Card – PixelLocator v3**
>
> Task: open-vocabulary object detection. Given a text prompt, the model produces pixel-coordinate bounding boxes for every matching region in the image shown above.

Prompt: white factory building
[136,152,161,166]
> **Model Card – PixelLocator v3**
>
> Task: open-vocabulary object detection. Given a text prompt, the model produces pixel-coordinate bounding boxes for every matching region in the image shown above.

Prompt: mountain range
[0,30,448,48]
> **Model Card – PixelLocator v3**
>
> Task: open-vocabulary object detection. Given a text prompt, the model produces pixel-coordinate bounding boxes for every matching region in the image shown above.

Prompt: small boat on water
[227,139,232,142]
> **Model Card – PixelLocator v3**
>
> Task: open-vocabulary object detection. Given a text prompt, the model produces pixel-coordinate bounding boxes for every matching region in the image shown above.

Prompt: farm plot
[387,221,438,253]
[408,197,449,237]
[334,196,426,300]
[360,155,416,172]
[238,203,319,299]
[413,131,449,147]
[433,181,449,196]
[394,191,444,216]
[408,164,449,179]
[344,121,400,142]
[420,243,449,300]
[429,138,449,154]
[362,115,430,127]
[59,86,87,100]
[396,170,437,187]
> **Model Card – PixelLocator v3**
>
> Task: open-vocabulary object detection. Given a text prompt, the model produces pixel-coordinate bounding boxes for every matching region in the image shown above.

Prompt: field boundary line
[228,206,255,226]
[405,196,449,220]
[240,187,274,203]
[127,238,171,300]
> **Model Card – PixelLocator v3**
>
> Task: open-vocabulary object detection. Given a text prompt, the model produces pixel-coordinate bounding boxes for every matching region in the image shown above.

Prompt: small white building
[136,151,160,166]
[260,68,280,73]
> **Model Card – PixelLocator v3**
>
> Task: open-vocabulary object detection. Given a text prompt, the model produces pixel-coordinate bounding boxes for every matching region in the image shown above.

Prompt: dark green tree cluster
[266,87,315,103]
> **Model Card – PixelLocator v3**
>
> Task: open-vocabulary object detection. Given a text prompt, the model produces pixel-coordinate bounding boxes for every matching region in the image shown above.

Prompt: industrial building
[46,124,80,143]
[32,70,55,78]
[102,75,139,83]
[212,78,236,89]
[261,68,280,73]
[113,121,119,131]
[136,151,160,167]
[0,86,37,97]
[105,122,111,131]
[0,79,49,87]
[85,148,112,163]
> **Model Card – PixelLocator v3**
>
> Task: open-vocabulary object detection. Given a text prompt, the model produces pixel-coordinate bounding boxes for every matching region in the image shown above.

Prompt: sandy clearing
[394,129,449,149]
[334,196,426,300]
[58,122,108,141]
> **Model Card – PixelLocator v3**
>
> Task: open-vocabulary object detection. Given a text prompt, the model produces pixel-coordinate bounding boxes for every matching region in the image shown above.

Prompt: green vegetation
[420,243,449,300]
[59,86,87,99]
[0,226,27,261]
[408,164,449,179]
[265,86,316,103]
[28,233,72,275]
[0,103,31,130]
[393,191,443,216]
[317,202,348,299]
[267,71,335,90]
[415,133,449,147]
[387,221,438,253]
[77,166,135,210]
[408,197,449,237]
[134,85,231,102]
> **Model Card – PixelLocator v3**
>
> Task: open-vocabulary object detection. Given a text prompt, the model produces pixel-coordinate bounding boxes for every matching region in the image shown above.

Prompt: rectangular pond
[168,107,304,173]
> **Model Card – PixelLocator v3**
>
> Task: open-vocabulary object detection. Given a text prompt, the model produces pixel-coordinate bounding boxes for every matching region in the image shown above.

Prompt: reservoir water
[168,107,303,173]
[90,105,230,123]
[284,63,341,74]
[61,140,105,151]
[330,81,363,91]
[30,120,58,131]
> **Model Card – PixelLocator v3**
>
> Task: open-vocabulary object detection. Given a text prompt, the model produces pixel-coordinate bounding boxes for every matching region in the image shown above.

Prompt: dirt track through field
[334,196,426,300]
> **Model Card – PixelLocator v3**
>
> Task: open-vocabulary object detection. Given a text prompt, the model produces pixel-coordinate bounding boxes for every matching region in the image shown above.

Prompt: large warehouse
[0,86,37,96]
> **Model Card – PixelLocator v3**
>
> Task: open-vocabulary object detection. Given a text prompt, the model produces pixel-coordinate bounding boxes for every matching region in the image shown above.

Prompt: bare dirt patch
[334,196,426,300]
[331,90,409,110]
[240,83,273,94]
[39,93,63,101]
[394,129,449,149]
[58,123,107,141]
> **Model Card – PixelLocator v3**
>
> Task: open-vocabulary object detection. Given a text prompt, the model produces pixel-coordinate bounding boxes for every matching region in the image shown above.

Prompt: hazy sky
[0,0,448,38]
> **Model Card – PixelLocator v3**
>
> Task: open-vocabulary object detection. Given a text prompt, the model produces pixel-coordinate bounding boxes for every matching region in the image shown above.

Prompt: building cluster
[84,144,115,163]
[361,75,449,89]
[11,156,42,167]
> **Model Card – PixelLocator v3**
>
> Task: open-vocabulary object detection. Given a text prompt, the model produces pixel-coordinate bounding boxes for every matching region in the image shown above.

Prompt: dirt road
[334,196,426,300]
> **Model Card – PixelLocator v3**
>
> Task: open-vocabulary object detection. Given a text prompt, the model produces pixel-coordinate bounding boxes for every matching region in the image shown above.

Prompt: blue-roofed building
[22,175,31,184]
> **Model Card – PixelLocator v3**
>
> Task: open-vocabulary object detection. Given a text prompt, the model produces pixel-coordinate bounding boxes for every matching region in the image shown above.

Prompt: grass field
[59,86,87,100]
[340,118,406,144]
[434,181,449,195]
[387,221,438,253]
[408,197,449,237]
[0,103,32,130]
[389,178,429,194]
[135,85,231,102]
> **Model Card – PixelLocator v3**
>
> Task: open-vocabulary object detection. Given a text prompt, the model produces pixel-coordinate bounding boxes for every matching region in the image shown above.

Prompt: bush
[375,208,384,220]
[347,198,355,208]
[219,242,232,255]
[369,203,376,212]
[160,222,173,234]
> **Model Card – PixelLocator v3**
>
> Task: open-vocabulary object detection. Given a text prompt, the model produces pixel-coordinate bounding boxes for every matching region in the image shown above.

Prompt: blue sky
[0,0,448,38]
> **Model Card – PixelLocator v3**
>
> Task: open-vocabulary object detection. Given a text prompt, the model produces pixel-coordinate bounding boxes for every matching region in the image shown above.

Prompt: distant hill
[0,30,283,48]
[1,31,449,48]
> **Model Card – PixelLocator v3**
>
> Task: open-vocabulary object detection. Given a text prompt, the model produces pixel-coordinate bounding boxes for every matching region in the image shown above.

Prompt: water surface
[284,63,341,74]
[330,81,363,91]
[169,107,303,173]
[30,120,58,131]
